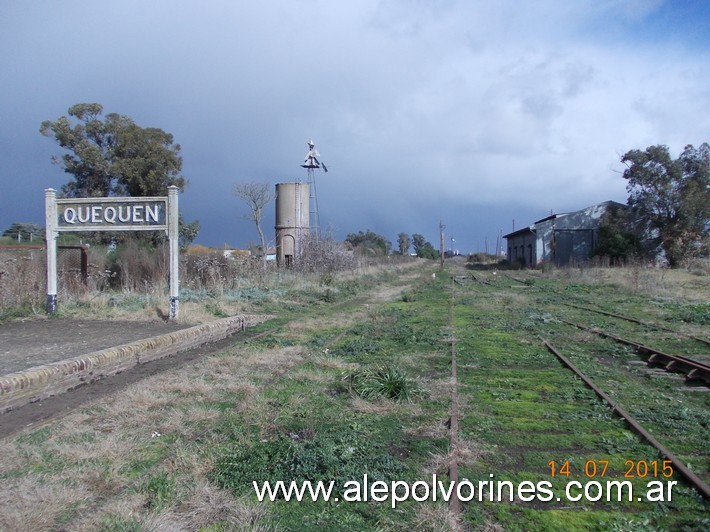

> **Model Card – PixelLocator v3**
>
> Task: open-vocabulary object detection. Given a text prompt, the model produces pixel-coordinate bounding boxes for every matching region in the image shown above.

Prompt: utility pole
[439,220,445,269]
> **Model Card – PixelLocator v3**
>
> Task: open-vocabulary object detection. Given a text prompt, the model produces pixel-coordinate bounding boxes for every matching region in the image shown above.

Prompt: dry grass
[335,257,423,281]
[0,248,45,312]
[0,476,92,531]
[311,352,359,372]
[51,291,252,325]
[166,480,270,531]
[424,436,490,477]
[0,260,442,529]
[176,299,251,323]
[419,376,456,403]
[348,395,406,415]
[240,345,306,373]
[369,284,411,303]
[544,265,710,302]
[413,502,461,532]
[70,479,272,532]
[494,290,529,311]
[0,335,285,530]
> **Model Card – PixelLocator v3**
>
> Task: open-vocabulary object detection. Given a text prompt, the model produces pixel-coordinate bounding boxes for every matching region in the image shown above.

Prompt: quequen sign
[56,198,167,231]
[44,188,180,318]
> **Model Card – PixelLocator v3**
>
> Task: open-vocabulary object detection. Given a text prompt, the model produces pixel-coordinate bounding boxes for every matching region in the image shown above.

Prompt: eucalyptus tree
[40,103,198,247]
[397,232,411,255]
[41,103,185,198]
[621,143,709,266]
[344,230,391,256]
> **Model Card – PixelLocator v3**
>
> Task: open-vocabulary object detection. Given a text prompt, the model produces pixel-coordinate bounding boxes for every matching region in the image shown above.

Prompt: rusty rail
[541,336,710,500]
[560,320,710,386]
[563,303,710,347]
[448,275,461,516]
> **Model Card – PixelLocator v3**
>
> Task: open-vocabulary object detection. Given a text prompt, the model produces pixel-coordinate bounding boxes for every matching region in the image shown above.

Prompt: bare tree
[233,182,273,271]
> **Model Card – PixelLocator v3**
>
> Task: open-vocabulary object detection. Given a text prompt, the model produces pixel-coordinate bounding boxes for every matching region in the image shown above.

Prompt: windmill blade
[322,162,328,173]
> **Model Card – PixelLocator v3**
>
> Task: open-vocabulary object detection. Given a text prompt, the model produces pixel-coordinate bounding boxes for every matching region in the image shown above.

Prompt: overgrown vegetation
[213,424,408,497]
[592,203,643,263]
[0,237,413,321]
[0,260,707,530]
[344,229,392,256]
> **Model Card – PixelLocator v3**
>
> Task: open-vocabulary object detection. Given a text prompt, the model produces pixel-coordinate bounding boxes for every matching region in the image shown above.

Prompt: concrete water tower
[275,139,328,267]
[275,182,309,267]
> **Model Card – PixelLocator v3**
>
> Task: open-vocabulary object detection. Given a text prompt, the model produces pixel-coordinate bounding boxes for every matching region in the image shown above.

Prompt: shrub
[295,234,356,274]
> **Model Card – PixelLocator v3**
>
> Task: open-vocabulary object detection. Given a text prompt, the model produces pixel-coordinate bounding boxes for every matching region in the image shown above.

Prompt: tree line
[344,230,438,259]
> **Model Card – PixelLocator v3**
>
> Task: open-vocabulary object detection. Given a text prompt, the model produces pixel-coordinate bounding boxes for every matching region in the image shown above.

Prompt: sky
[1,0,709,254]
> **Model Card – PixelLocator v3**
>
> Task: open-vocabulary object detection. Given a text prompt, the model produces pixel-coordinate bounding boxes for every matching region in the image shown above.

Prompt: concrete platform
[0,315,267,412]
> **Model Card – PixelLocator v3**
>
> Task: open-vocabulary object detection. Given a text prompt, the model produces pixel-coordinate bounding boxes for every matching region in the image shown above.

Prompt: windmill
[300,138,327,235]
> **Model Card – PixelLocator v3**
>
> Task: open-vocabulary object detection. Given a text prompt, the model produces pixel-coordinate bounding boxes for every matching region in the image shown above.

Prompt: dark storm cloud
[1,0,708,252]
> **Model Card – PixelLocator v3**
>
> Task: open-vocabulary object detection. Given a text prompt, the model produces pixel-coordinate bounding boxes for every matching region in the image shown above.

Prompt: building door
[555,230,594,266]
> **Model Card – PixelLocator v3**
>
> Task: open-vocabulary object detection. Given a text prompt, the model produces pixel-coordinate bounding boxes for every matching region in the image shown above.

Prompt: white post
[168,186,179,320]
[45,189,58,314]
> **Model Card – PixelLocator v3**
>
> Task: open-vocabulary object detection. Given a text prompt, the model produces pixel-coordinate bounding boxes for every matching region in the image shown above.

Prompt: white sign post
[45,186,180,319]
[167,186,179,319]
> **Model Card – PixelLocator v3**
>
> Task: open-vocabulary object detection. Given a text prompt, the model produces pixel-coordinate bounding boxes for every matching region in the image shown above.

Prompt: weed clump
[140,472,176,510]
[212,426,406,497]
[344,364,420,402]
[320,288,337,303]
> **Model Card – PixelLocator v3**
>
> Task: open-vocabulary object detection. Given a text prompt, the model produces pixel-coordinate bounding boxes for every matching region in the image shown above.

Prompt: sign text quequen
[56,198,168,231]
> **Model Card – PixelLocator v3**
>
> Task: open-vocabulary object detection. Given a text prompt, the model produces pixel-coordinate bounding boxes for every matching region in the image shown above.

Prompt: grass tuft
[344,364,421,402]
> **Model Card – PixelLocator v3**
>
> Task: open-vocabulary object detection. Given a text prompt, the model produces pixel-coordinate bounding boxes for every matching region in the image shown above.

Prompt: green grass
[447,270,709,529]
[139,472,177,510]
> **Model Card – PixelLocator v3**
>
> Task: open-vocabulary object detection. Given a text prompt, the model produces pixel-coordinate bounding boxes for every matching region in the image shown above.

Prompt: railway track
[541,336,710,500]
[560,319,710,386]
[450,270,710,505]
[563,303,710,347]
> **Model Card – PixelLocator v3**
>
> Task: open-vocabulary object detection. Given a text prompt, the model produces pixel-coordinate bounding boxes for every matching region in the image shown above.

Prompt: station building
[504,200,627,268]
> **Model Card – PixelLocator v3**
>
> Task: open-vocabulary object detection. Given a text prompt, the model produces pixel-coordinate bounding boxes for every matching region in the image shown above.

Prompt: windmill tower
[300,139,328,236]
